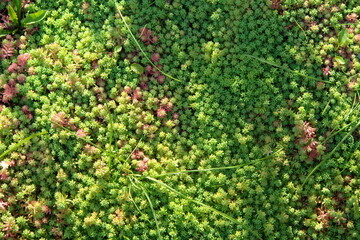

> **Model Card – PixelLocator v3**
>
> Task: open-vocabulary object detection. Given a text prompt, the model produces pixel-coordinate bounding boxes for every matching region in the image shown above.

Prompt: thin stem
[146,148,282,179]
[132,177,162,240]
[144,176,261,239]
[320,120,357,145]
[0,131,48,160]
[127,183,144,215]
[242,54,331,83]
[295,19,308,41]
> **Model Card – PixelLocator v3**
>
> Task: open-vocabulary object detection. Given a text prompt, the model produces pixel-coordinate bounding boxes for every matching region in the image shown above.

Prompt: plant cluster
[0,0,359,239]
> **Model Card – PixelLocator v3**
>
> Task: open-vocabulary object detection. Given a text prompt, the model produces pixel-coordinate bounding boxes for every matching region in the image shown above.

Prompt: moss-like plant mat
[0,0,359,239]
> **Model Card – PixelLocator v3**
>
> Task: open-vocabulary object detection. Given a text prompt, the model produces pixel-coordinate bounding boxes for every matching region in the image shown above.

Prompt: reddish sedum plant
[51,112,76,130]
[82,2,90,13]
[346,81,357,91]
[270,0,282,10]
[26,201,52,219]
[346,13,358,23]
[152,35,159,43]
[354,34,360,42]
[17,74,26,83]
[0,199,8,210]
[0,14,10,29]
[316,207,331,229]
[302,122,316,140]
[160,98,173,112]
[131,150,150,172]
[172,112,179,120]
[141,63,166,85]
[8,62,19,73]
[7,53,30,73]
[145,65,152,73]
[139,27,158,45]
[21,105,33,119]
[136,157,149,172]
[322,66,332,76]
[51,112,68,128]
[297,121,320,160]
[76,129,88,138]
[303,141,319,159]
[17,53,30,68]
[157,74,166,84]
[139,81,149,90]
[123,86,132,94]
[2,79,18,103]
[132,87,142,102]
[1,42,15,59]
[131,150,145,160]
[151,52,160,62]
[157,107,167,118]
[0,172,8,180]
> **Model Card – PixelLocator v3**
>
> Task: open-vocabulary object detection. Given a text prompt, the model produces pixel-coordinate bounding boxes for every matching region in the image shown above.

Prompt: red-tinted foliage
[322,66,332,76]
[297,122,320,160]
[136,157,149,172]
[17,53,31,67]
[1,42,15,59]
[151,52,161,62]
[7,62,19,73]
[76,129,87,138]
[2,80,18,103]
[346,13,358,23]
[0,200,8,210]
[157,107,167,118]
[270,0,282,10]
[132,150,145,160]
[51,112,77,130]
[157,75,166,84]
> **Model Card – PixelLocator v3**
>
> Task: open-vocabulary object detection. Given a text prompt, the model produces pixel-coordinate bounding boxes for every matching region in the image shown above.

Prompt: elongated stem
[242,54,331,83]
[146,148,282,178]
[295,20,308,40]
[321,101,331,115]
[0,131,48,160]
[127,185,144,215]
[143,176,261,239]
[132,177,162,240]
[320,120,357,145]
[345,92,359,121]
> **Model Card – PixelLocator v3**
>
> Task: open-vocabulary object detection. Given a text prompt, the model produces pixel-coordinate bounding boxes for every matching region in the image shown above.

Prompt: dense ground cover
[0,0,359,239]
